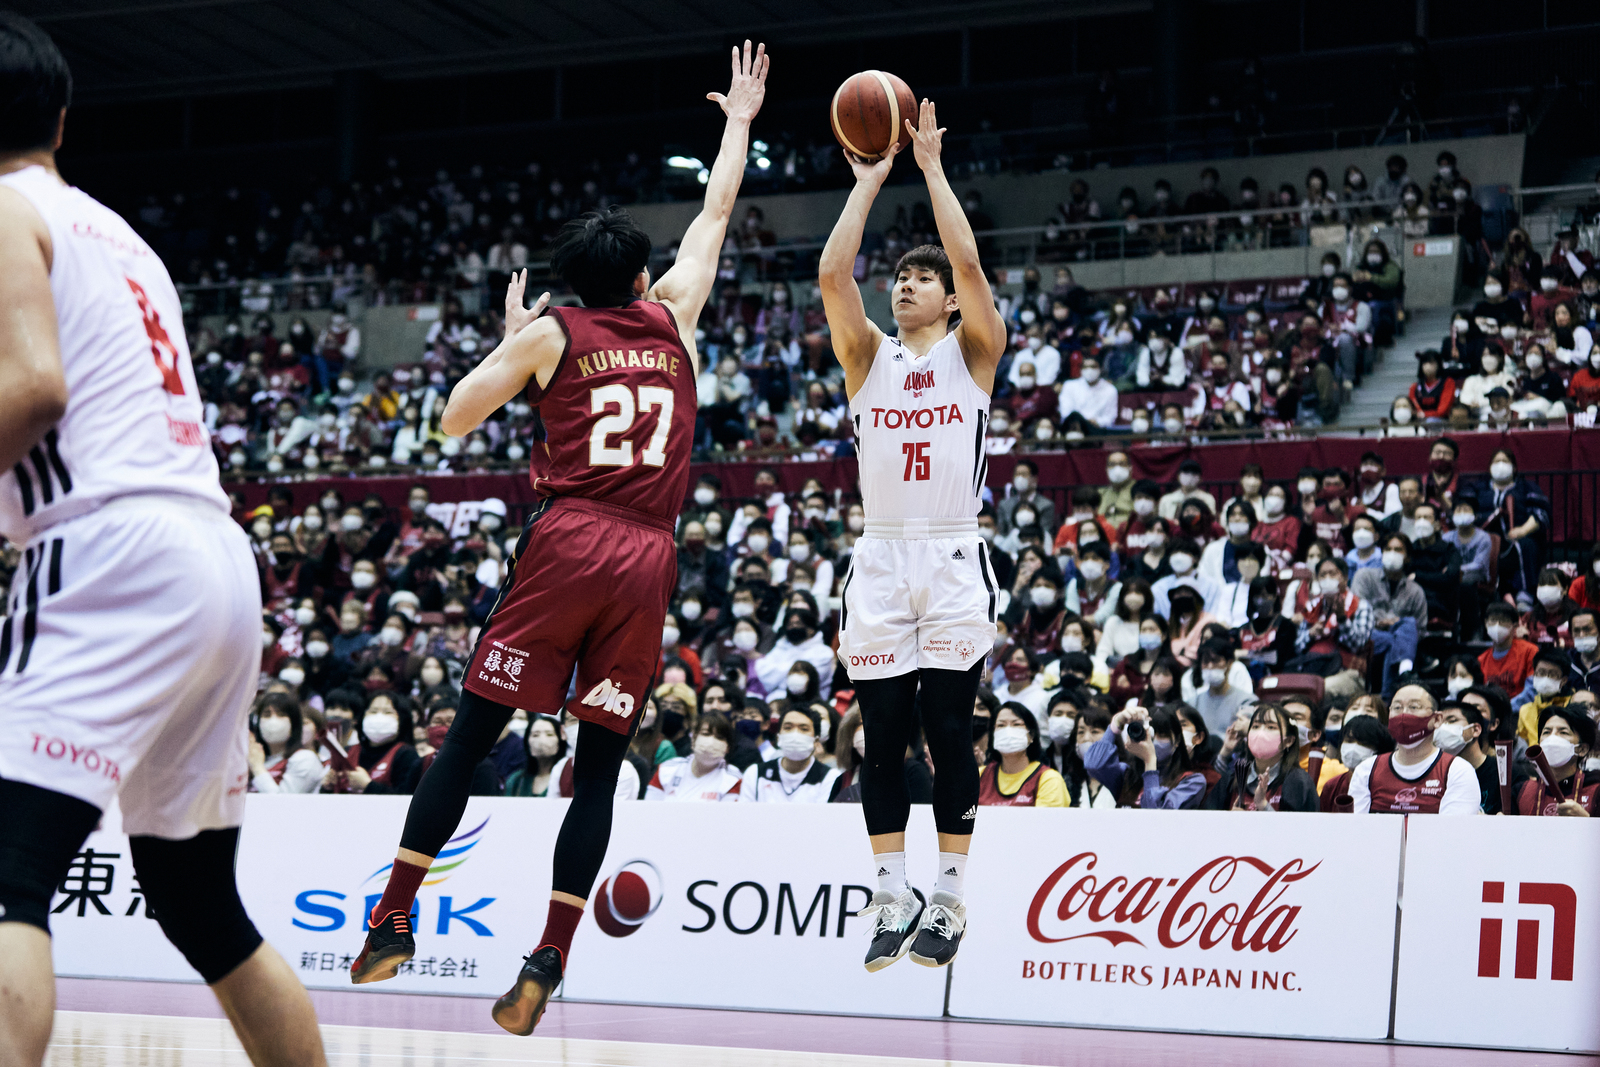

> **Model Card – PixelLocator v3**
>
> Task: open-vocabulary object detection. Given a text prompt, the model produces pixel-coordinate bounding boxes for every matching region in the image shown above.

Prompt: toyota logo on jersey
[594,859,665,937]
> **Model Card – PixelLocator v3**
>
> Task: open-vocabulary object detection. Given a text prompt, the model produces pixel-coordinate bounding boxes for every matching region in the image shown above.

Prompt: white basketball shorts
[0,494,262,839]
[837,520,998,680]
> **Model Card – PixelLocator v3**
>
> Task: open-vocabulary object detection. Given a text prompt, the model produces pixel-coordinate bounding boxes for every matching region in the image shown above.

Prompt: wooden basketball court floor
[48,977,1593,1067]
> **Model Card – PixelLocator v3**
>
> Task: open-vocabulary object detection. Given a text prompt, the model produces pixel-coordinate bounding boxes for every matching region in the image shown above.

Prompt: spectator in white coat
[753,608,836,699]
[1058,354,1119,427]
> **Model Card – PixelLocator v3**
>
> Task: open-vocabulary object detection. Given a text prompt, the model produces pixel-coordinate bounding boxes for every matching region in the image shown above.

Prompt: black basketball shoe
[861,888,924,972]
[909,890,967,967]
[350,910,415,984]
[491,946,564,1036]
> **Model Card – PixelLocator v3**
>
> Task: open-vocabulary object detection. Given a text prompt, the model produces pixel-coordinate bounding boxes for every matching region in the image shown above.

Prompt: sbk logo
[1026,852,1318,953]
[582,677,636,718]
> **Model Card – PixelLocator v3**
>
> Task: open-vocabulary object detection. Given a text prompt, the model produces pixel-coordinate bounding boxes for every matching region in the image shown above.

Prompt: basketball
[830,70,918,162]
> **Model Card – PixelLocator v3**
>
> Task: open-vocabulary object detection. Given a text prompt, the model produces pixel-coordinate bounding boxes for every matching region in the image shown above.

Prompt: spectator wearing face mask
[1288,557,1370,698]
[1008,325,1060,389]
[1157,461,1215,521]
[247,692,323,794]
[1249,484,1301,576]
[1118,484,1165,555]
[773,530,834,606]
[753,608,833,700]
[1279,695,1347,792]
[331,601,372,673]
[1424,699,1499,813]
[1152,539,1218,620]
[1063,539,1117,623]
[1132,326,1186,391]
[504,714,566,797]
[1086,705,1207,809]
[1183,632,1254,724]
[658,612,703,688]
[1012,560,1067,658]
[1317,713,1396,810]
[978,703,1068,807]
[742,706,839,802]
[1520,569,1577,648]
[1233,577,1295,683]
[1097,577,1153,668]
[1463,450,1549,606]
[325,690,420,795]
[646,714,744,801]
[998,459,1056,539]
[831,707,936,805]
[1349,684,1480,814]
[1564,610,1600,697]
[1511,648,1576,745]
[1058,355,1118,429]
[1306,468,1364,555]
[1040,690,1083,771]
[1458,346,1515,413]
[1343,514,1383,574]
[992,646,1050,718]
[1513,705,1599,816]
[1210,702,1315,811]
[1351,534,1427,697]
[1108,614,1169,704]
[1408,351,1457,422]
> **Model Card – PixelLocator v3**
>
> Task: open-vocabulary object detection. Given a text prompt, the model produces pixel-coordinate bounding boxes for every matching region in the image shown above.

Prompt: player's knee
[130,829,263,984]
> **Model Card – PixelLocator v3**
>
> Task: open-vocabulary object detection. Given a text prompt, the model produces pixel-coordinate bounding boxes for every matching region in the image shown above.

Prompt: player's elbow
[17,372,67,428]
[439,403,473,439]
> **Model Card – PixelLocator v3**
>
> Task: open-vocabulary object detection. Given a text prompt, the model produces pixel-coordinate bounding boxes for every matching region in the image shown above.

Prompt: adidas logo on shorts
[961,805,977,820]
[951,548,966,560]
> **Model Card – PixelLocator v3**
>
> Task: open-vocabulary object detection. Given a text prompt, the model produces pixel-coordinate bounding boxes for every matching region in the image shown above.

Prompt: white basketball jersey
[849,331,990,520]
[0,166,227,544]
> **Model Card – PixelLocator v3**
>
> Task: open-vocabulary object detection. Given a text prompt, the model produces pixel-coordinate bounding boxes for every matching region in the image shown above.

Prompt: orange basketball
[830,71,917,163]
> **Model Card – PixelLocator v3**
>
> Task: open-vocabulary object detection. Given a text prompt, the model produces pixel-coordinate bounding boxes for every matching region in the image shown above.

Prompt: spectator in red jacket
[1479,601,1540,696]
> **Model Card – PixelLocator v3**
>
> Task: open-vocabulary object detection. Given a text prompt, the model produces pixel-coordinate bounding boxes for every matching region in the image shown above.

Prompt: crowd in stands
[229,436,1599,815]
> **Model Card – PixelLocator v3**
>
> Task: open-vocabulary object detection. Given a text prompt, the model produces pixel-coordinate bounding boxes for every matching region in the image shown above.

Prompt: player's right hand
[504,269,550,336]
[847,141,901,187]
[707,40,769,124]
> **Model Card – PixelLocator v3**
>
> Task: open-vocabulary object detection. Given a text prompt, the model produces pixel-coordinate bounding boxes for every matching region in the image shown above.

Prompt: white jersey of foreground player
[848,330,989,520]
[0,165,228,545]
[0,166,258,840]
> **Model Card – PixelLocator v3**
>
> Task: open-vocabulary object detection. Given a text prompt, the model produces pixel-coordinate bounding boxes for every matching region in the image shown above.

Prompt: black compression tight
[854,664,982,837]
[400,688,631,901]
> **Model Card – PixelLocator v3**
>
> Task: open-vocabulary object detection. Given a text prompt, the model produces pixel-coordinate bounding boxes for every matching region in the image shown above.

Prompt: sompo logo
[594,859,664,937]
[1477,880,1576,981]
[1026,852,1318,952]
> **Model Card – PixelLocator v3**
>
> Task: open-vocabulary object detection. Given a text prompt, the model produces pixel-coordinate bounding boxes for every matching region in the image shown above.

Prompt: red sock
[535,899,585,966]
[371,858,429,923]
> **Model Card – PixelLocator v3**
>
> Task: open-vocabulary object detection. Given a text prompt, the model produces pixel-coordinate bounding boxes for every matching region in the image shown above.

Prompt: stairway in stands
[1338,306,1455,428]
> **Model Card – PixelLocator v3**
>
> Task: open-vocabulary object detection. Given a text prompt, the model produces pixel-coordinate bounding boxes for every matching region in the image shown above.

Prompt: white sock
[873,851,908,895]
[935,852,968,900]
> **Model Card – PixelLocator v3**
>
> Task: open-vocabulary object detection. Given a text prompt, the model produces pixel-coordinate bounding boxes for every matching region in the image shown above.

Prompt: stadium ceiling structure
[17,0,1149,103]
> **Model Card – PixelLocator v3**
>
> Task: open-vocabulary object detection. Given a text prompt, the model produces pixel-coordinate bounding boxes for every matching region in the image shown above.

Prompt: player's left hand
[905,99,945,171]
[504,270,550,336]
[707,40,769,124]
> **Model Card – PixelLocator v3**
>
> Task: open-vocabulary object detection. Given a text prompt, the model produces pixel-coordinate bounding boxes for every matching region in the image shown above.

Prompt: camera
[1126,720,1147,742]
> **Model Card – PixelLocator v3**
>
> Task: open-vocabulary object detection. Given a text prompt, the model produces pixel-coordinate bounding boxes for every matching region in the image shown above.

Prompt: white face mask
[694,486,715,506]
[1013,473,1032,494]
[260,717,293,744]
[1263,495,1285,516]
[1391,406,1413,424]
[421,667,445,687]
[1047,716,1076,744]
[1484,283,1502,298]
[1331,286,1350,301]
[278,667,304,687]
[1490,461,1514,482]
[1298,480,1317,496]
[1367,254,1383,267]
[1016,509,1037,528]
[294,606,316,626]
[351,570,376,590]
[1341,742,1375,767]
[848,514,865,533]
[1079,560,1105,582]
[1138,631,1163,651]
[1432,723,1470,755]
[1030,586,1056,608]
[1539,736,1578,768]
[693,735,729,761]
[662,626,680,649]
[1201,667,1226,687]
[993,726,1030,754]
[378,627,405,647]
[786,673,808,695]
[1537,586,1564,608]
[363,713,399,745]
[1106,464,1129,484]
[1317,577,1342,597]
[1035,425,1054,441]
[852,730,867,757]
[679,600,702,621]
[305,640,329,659]
[341,514,365,532]
[261,631,276,649]
[1026,337,1042,352]
[1532,675,1563,697]
[1133,498,1155,517]
[1169,553,1193,575]
[779,732,815,760]
[1163,418,1183,434]
[1082,368,1102,384]
[788,543,810,562]
[1351,529,1375,550]
[1411,520,1434,539]
[731,601,755,619]
[1061,633,1084,653]
[1575,635,1598,654]
[1131,418,1150,433]
[1017,375,1037,390]
[1486,623,1510,644]
[978,526,995,542]
[746,534,769,555]
[732,629,759,652]
[1228,520,1252,538]
[302,514,323,532]
[1382,551,1405,573]
[1446,675,1472,695]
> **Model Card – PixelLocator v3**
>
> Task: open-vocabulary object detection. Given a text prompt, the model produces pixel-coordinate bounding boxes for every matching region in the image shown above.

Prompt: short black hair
[549,207,652,307]
[894,245,954,296]
[0,13,70,153]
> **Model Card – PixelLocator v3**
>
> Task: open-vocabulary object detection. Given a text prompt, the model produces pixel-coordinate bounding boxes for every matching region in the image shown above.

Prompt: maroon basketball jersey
[1367,750,1455,813]
[528,300,697,522]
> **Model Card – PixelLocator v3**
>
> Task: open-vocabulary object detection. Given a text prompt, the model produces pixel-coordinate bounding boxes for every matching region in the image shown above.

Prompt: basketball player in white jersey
[0,16,324,1067]
[819,99,1006,970]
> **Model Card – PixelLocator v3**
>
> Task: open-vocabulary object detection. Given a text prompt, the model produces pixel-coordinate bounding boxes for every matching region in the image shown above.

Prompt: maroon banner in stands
[224,427,1593,540]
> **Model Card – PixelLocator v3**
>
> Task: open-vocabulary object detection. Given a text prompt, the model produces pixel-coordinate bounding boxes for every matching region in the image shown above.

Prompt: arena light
[755,157,771,170]
[752,140,768,152]
[666,155,703,170]
[697,168,710,184]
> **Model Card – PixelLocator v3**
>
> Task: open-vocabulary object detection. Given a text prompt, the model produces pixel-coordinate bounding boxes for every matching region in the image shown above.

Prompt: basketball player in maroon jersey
[350,41,770,1035]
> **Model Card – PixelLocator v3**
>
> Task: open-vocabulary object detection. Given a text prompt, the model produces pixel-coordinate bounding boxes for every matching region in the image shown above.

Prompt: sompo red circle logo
[594,859,664,937]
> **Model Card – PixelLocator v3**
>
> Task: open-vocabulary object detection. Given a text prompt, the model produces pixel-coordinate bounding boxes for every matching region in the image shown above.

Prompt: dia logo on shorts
[582,677,636,718]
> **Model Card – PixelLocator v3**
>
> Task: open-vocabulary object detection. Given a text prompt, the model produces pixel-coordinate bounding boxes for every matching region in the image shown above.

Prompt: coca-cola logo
[1026,852,1319,953]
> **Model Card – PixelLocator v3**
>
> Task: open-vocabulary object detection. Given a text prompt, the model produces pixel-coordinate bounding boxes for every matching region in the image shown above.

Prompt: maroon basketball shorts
[463,497,675,734]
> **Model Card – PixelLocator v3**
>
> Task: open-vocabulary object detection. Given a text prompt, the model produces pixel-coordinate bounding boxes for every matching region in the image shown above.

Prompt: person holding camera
[1082,704,1208,809]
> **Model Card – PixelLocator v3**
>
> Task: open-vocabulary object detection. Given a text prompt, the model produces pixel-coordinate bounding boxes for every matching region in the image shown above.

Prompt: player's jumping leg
[491,720,632,1035]
[907,663,982,966]
[351,688,516,983]
[852,670,926,971]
